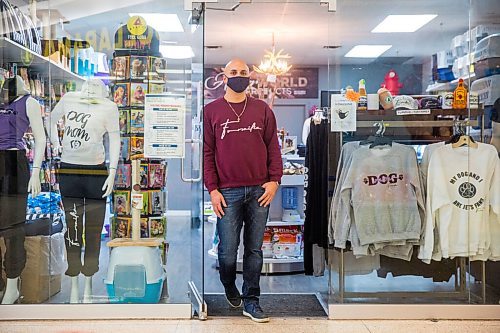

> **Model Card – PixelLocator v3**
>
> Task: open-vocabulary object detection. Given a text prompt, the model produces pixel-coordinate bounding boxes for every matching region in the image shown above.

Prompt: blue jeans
[217,186,269,301]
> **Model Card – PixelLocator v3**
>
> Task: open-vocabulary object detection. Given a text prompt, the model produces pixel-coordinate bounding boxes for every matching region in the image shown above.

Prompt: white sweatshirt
[419,142,444,195]
[419,143,500,262]
[50,92,120,165]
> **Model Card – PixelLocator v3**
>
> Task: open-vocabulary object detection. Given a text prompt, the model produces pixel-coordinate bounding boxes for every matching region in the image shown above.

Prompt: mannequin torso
[0,76,44,196]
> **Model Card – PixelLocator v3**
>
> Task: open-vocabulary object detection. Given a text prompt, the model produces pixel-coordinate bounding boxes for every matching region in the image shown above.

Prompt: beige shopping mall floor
[1,318,500,333]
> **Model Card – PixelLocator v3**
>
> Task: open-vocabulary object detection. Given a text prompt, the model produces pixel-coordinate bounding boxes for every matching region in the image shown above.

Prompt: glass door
[202,0,335,318]
[183,3,206,319]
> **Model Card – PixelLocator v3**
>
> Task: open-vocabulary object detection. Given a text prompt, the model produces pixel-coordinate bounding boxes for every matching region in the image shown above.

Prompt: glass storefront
[327,0,500,314]
[0,0,499,320]
[0,0,203,316]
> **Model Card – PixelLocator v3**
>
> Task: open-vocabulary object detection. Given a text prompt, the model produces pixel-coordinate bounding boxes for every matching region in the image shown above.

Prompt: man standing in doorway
[204,58,283,323]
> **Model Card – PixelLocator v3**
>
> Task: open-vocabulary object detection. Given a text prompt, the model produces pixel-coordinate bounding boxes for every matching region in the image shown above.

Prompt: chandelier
[253,33,292,76]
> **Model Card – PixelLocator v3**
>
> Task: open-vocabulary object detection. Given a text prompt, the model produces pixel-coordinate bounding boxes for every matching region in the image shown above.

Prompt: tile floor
[1,318,500,333]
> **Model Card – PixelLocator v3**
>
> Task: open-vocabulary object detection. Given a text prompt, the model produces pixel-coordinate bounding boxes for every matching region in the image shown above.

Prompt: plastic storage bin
[105,246,166,303]
[282,187,298,210]
[471,74,500,106]
[472,33,500,79]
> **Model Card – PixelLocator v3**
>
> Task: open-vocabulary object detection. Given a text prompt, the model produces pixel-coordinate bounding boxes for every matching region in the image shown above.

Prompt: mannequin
[0,76,44,304]
[50,78,119,303]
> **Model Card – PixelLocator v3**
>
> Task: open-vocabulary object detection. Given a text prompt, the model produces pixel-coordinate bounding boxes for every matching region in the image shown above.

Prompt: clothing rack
[329,108,488,304]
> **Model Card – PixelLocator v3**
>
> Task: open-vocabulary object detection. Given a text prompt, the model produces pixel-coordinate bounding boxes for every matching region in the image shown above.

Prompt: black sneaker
[243,301,269,323]
[224,286,242,308]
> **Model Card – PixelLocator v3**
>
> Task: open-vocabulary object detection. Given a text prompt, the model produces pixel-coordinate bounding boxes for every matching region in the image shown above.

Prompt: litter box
[105,246,166,303]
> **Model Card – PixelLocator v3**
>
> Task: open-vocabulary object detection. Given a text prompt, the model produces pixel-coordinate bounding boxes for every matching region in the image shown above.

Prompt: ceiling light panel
[128,13,184,32]
[371,15,437,33]
[160,45,194,59]
[344,45,392,58]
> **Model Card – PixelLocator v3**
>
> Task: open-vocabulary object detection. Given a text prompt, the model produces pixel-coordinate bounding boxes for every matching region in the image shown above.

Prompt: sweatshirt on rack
[203,97,282,193]
[330,141,363,247]
[340,143,425,247]
[419,143,500,262]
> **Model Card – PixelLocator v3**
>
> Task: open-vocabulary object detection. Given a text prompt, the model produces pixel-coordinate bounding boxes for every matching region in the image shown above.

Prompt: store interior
[0,0,499,316]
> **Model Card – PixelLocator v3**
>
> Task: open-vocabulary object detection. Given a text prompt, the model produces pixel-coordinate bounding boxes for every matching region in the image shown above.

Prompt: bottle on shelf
[452,78,467,109]
[357,79,367,111]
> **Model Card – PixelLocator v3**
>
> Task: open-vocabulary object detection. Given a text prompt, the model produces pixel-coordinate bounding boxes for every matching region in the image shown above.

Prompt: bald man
[204,59,282,322]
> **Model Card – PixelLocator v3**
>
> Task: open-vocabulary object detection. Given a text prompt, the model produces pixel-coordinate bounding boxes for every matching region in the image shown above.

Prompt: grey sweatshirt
[340,143,425,246]
[329,141,363,246]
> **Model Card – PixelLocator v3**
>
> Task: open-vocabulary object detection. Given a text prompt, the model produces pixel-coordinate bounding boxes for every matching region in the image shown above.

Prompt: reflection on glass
[327,0,500,307]
[0,0,198,307]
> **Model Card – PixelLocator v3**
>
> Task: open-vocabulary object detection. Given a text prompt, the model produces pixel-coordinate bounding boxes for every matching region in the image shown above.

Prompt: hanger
[360,121,393,148]
[451,135,478,148]
[312,110,324,125]
[447,120,478,148]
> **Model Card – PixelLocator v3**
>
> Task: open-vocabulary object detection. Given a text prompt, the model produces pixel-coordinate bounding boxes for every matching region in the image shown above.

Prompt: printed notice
[144,94,186,158]
[331,95,357,132]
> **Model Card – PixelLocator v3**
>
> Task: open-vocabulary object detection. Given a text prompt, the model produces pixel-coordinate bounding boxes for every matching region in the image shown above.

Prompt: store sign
[204,67,319,100]
[144,94,186,158]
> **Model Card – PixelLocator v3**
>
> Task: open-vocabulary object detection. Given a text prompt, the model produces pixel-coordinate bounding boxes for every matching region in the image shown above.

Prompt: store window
[0,0,498,320]
[0,0,202,309]
[326,0,500,310]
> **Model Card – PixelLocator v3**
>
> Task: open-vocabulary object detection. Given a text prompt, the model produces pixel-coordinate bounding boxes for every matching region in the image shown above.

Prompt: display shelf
[282,154,304,161]
[357,108,483,119]
[209,250,304,273]
[239,257,304,273]
[107,238,164,248]
[0,37,86,82]
[207,215,217,224]
[281,174,305,186]
[267,220,304,226]
[426,73,477,93]
[240,257,303,264]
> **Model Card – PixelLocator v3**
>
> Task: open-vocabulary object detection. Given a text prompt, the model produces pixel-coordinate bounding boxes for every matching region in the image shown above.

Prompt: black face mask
[226,76,250,93]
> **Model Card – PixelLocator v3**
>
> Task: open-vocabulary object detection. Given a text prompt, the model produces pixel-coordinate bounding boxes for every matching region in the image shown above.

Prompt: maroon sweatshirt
[203,97,283,193]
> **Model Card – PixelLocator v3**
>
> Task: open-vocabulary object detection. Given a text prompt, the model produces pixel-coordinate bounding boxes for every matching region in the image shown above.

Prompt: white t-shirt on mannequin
[50,81,119,165]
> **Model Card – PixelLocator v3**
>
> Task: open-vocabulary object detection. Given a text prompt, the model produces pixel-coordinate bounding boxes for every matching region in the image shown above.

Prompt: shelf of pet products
[352,107,485,142]
[206,214,304,226]
[23,132,65,230]
[0,37,86,82]
[208,213,304,273]
[356,107,483,118]
[266,220,304,227]
[281,154,306,186]
[207,250,304,266]
[207,250,303,265]
[426,73,477,93]
[207,247,303,266]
